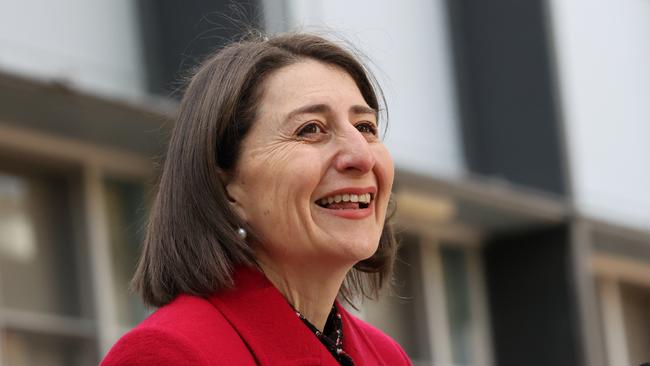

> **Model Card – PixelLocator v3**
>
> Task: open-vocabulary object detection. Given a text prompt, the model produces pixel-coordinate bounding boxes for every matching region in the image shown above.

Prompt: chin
[335,237,380,263]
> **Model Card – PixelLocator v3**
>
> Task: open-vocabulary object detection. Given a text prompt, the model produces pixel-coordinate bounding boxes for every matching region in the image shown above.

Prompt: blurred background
[0,0,648,365]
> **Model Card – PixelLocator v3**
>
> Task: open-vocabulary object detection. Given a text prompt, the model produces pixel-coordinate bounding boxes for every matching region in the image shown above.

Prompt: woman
[101,32,411,366]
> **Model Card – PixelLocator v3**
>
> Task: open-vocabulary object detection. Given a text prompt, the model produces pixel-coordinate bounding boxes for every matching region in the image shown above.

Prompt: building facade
[0,1,648,365]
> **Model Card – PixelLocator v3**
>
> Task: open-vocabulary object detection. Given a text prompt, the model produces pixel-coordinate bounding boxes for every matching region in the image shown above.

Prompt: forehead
[257,59,368,116]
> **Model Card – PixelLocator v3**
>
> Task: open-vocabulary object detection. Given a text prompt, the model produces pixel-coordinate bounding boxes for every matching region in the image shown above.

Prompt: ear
[218,169,249,222]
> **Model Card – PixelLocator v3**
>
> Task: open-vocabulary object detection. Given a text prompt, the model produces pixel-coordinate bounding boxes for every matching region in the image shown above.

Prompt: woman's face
[226,59,394,267]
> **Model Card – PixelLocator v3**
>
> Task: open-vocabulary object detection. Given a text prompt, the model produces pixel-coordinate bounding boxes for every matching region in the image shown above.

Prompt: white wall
[281,0,466,178]
[0,0,145,99]
[549,0,650,229]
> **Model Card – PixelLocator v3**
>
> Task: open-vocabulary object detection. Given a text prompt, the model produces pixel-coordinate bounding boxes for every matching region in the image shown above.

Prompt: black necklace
[294,305,354,366]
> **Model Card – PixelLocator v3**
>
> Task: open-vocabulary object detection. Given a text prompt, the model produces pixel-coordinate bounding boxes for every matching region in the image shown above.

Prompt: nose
[333,126,375,174]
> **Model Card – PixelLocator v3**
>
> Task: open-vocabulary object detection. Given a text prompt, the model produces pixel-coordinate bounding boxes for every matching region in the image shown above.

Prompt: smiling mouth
[315,193,374,210]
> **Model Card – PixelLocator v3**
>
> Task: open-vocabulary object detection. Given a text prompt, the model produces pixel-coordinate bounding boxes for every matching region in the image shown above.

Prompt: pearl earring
[237,227,247,240]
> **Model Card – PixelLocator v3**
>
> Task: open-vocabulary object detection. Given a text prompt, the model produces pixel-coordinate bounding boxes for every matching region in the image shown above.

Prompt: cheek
[372,146,394,227]
[240,150,323,224]
[374,145,394,194]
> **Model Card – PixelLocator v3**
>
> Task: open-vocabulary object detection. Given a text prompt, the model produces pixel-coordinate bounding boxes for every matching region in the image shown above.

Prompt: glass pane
[620,282,650,365]
[104,178,148,325]
[2,330,97,366]
[362,234,432,363]
[0,171,80,316]
[441,246,472,366]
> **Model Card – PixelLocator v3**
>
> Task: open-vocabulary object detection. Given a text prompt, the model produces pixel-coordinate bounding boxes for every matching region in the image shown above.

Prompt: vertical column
[570,220,607,366]
[83,165,118,356]
[420,238,453,365]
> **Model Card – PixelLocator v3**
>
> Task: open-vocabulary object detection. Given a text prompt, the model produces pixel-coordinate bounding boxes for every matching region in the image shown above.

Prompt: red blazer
[101,266,412,365]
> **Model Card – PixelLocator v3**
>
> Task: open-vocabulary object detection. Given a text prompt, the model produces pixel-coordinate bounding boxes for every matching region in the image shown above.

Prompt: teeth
[318,192,373,206]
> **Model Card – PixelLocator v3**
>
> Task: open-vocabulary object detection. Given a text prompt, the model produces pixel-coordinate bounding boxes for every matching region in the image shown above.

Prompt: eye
[355,122,378,136]
[296,122,325,137]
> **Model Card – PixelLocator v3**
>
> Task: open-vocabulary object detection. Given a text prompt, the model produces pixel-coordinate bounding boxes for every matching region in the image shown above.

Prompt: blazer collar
[208,266,342,366]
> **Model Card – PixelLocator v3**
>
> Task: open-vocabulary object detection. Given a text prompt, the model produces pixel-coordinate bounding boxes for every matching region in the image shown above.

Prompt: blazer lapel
[208,266,341,366]
[338,304,386,366]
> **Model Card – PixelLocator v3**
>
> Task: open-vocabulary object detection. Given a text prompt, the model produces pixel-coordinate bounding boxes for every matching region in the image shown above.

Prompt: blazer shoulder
[101,295,256,365]
[137,294,225,334]
[347,314,412,365]
[100,325,208,366]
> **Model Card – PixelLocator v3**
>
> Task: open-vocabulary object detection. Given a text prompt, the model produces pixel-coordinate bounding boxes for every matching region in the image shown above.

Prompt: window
[441,246,473,365]
[104,178,148,326]
[0,167,96,365]
[596,264,650,365]
[0,171,80,315]
[361,232,492,366]
[3,331,96,366]
[362,233,432,365]
[620,282,650,365]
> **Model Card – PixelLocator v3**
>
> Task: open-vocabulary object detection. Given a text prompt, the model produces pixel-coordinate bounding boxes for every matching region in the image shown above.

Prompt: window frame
[0,123,153,360]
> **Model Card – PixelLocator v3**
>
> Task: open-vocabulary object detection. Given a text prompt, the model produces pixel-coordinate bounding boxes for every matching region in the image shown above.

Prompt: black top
[294,305,354,366]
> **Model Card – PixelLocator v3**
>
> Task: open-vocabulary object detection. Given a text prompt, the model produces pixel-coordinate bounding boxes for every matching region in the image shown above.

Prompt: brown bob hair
[132,32,397,307]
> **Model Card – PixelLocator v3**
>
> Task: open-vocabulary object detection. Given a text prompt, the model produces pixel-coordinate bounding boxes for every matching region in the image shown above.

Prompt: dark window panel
[138,0,263,96]
[447,0,568,195]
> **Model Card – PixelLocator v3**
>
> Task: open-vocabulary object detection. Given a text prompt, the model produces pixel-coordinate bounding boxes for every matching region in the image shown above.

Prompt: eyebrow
[284,103,378,123]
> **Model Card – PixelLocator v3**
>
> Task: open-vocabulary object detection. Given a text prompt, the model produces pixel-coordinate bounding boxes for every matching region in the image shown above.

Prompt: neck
[256,255,350,331]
